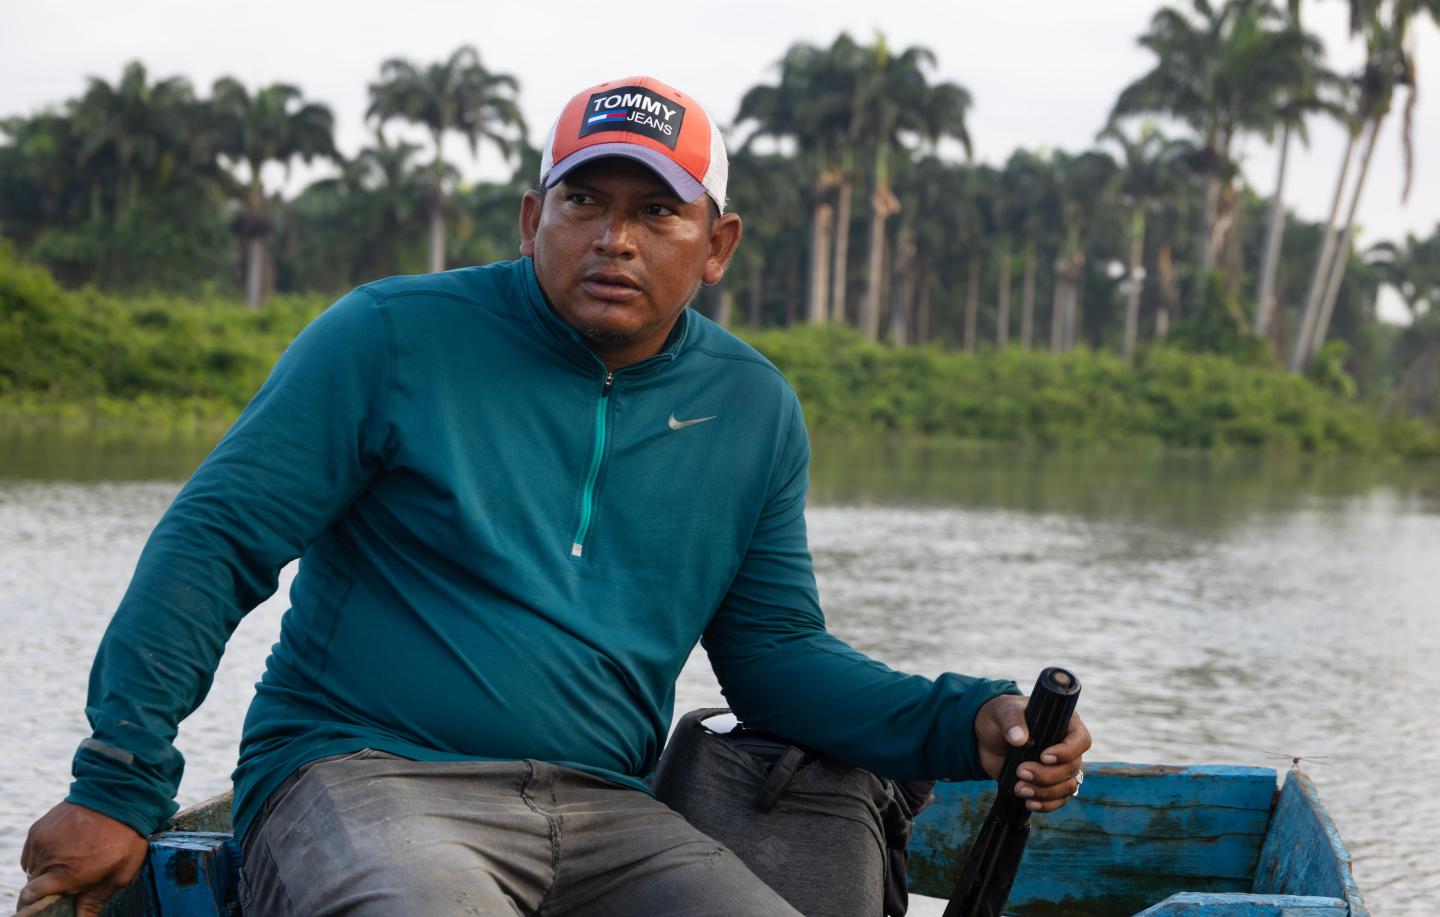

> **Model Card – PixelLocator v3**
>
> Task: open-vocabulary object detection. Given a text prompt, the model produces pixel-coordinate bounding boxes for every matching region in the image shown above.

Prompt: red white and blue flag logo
[587,110,631,125]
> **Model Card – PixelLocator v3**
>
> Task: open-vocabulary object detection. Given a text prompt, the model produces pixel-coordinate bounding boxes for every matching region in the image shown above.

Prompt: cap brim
[544,144,707,205]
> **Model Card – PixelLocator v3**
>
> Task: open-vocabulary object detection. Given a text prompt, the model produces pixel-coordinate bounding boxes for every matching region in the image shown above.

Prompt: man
[20,76,1089,916]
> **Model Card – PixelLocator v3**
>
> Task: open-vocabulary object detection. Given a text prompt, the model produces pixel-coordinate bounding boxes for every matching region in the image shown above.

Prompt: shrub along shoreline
[3,253,1437,459]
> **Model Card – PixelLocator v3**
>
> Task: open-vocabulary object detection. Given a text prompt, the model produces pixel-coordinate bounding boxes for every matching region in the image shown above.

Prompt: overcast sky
[4,0,1438,319]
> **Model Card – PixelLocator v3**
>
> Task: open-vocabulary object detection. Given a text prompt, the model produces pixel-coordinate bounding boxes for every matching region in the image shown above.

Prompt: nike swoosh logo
[668,412,717,431]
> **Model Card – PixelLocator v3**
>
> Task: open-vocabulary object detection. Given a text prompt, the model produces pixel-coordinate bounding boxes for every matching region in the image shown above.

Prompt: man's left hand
[974,694,1091,813]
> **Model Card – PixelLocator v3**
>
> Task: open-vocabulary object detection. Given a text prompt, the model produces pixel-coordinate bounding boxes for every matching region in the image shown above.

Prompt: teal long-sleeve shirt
[67,258,1018,843]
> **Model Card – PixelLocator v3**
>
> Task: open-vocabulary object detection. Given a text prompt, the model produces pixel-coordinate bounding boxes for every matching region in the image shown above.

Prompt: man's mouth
[581,270,644,302]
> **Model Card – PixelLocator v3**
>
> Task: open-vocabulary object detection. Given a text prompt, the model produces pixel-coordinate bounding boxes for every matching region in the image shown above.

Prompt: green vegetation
[0,248,325,429]
[753,325,1439,457]
[4,251,1434,457]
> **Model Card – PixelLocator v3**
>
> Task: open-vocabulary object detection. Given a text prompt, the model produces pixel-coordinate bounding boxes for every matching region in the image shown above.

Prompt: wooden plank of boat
[19,763,1369,916]
[908,763,1368,916]
[18,793,238,917]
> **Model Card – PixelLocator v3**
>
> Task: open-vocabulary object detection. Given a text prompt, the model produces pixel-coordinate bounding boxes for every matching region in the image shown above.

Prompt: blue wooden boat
[20,762,1367,916]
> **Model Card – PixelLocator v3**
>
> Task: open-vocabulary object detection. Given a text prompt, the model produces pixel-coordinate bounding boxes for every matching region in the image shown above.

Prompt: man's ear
[519,189,543,257]
[702,212,743,285]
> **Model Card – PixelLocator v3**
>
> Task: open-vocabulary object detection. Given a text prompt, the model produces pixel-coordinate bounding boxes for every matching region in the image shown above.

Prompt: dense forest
[2,0,1439,433]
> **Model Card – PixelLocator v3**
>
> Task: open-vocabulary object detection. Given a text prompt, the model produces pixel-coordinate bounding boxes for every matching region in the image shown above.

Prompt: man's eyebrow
[559,176,682,202]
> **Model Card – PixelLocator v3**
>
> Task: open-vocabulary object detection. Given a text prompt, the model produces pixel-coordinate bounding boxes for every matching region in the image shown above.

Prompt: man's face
[519,157,741,369]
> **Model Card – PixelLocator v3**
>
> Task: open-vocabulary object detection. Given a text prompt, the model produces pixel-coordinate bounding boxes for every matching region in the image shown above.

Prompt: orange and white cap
[539,76,729,213]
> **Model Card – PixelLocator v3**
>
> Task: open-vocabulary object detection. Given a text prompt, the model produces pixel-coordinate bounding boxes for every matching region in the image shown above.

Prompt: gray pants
[238,750,803,916]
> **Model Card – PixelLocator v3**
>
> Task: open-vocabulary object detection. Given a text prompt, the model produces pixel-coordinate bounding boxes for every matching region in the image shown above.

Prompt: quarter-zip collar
[517,257,690,379]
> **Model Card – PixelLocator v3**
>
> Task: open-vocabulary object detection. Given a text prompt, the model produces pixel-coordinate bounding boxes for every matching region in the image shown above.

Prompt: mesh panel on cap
[704,124,729,213]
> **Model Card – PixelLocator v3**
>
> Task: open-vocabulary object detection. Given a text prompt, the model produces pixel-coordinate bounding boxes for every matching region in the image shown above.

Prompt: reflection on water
[1,432,1436,914]
[0,425,216,482]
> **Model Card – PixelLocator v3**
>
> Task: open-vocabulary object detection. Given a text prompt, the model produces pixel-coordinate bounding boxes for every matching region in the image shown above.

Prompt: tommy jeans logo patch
[580,86,686,150]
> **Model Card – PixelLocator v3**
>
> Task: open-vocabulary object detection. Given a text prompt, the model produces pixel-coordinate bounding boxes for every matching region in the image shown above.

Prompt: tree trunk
[898,267,917,349]
[830,163,853,325]
[1289,125,1362,371]
[1254,122,1292,335]
[748,261,764,329]
[861,183,898,341]
[427,205,446,273]
[995,240,1012,347]
[1067,264,1084,352]
[246,237,266,309]
[964,252,980,352]
[428,132,447,273]
[892,228,916,347]
[1020,242,1037,349]
[715,285,734,327]
[1386,338,1440,418]
[1124,206,1146,360]
[807,199,834,324]
[1199,172,1221,273]
[785,257,800,326]
[916,266,933,346]
[1050,259,1067,353]
[244,175,266,308]
[1156,243,1177,339]
[1309,117,1382,364]
[1221,184,1243,304]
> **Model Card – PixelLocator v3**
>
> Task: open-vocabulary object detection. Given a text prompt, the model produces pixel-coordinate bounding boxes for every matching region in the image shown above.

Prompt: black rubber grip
[993,667,1082,822]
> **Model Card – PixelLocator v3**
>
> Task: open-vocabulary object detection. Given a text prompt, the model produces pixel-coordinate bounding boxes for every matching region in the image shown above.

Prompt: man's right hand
[17,803,148,916]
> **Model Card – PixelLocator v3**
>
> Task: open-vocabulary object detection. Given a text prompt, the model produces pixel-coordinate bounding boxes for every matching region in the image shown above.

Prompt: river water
[1,431,1436,915]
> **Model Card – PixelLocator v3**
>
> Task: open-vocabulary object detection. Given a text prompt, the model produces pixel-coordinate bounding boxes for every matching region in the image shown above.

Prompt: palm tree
[1368,230,1440,317]
[1099,124,1190,358]
[70,61,200,225]
[899,155,962,345]
[1290,0,1439,370]
[954,165,996,352]
[210,78,336,307]
[738,39,861,325]
[1048,150,1119,352]
[1111,0,1312,295]
[1253,4,1348,337]
[853,36,973,341]
[1375,224,1440,418]
[725,146,809,329]
[367,45,525,273]
[295,131,429,285]
[1001,150,1061,349]
[824,35,870,327]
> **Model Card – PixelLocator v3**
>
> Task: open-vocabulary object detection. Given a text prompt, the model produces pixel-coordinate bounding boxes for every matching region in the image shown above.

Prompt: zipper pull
[602,371,614,396]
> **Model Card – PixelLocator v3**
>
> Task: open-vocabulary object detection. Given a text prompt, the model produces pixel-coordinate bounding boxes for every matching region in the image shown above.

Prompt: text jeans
[238,750,803,916]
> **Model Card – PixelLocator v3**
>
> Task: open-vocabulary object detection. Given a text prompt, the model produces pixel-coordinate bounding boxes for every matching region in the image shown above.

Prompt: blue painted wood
[908,763,1278,916]
[147,832,241,916]
[1253,771,1368,916]
[1134,891,1350,915]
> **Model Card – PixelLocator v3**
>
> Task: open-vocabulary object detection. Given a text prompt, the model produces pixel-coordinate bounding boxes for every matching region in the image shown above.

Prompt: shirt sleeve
[702,392,1019,782]
[65,288,394,836]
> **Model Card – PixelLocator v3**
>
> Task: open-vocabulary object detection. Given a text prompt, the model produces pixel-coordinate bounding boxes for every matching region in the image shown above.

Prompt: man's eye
[645,203,677,217]
[568,193,596,205]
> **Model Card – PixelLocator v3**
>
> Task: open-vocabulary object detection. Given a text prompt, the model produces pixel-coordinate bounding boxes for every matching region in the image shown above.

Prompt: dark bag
[653,708,934,917]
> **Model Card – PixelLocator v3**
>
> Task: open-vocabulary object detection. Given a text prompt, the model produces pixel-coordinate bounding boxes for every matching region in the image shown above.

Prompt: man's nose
[593,212,640,257]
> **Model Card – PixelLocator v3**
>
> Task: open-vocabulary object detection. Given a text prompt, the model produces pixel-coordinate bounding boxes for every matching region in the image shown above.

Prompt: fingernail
[1041,754,1058,765]
[1007,726,1026,744]
[1017,769,1034,782]
[1016,785,1034,798]
[1027,800,1042,811]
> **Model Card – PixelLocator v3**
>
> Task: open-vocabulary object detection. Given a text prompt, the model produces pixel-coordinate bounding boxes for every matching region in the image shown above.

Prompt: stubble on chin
[573,320,635,349]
